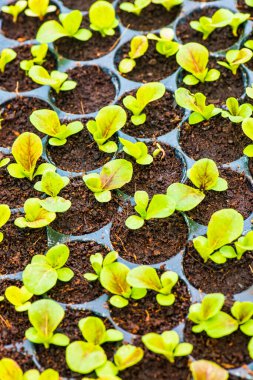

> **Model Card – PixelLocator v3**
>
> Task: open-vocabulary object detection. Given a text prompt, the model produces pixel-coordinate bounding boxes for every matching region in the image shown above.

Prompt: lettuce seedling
[28,66,77,93]
[119,138,153,165]
[1,0,27,22]
[231,301,253,338]
[151,0,183,11]
[5,285,33,312]
[218,48,252,75]
[221,97,252,123]
[0,358,60,380]
[118,35,148,74]
[125,190,175,230]
[86,105,126,152]
[122,82,165,125]
[175,88,221,124]
[147,28,180,58]
[127,266,178,306]
[34,171,71,212]
[25,0,56,20]
[26,299,69,348]
[7,132,55,181]
[242,118,253,157]
[0,204,11,243]
[188,293,238,338]
[23,244,74,294]
[20,44,48,73]
[83,250,118,281]
[229,12,250,36]
[100,262,147,307]
[190,360,229,380]
[176,43,220,85]
[89,1,119,37]
[15,198,56,228]
[0,48,17,73]
[119,0,151,16]
[83,159,133,202]
[142,330,193,363]
[78,316,123,345]
[36,10,92,43]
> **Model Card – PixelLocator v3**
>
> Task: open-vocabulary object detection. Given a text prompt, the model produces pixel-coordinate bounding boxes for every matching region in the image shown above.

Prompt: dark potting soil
[119,90,184,138]
[110,203,188,264]
[120,142,184,197]
[110,280,191,335]
[0,44,57,93]
[117,1,181,31]
[0,217,48,274]
[175,7,243,52]
[183,242,253,295]
[0,344,35,371]
[187,168,253,225]
[115,40,179,83]
[48,240,110,304]
[53,65,116,114]
[47,121,113,173]
[0,7,60,41]
[0,96,52,148]
[61,0,113,11]
[179,115,250,165]
[50,177,120,235]
[237,0,253,16]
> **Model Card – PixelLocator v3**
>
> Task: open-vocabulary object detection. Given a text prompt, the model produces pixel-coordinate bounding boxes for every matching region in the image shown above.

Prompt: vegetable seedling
[122,82,165,125]
[151,0,183,11]
[221,97,252,123]
[25,299,70,348]
[242,118,253,157]
[66,343,107,375]
[175,88,221,124]
[125,190,175,230]
[20,43,48,73]
[86,105,126,152]
[89,1,119,37]
[1,0,27,22]
[0,204,11,243]
[5,285,33,312]
[36,10,92,43]
[25,0,56,20]
[188,293,238,338]
[23,244,74,295]
[231,301,253,338]
[83,159,133,202]
[147,28,180,58]
[78,316,123,345]
[119,138,153,165]
[119,0,151,16]
[142,330,193,363]
[0,358,60,380]
[190,360,229,380]
[229,11,250,36]
[83,250,118,281]
[217,48,252,75]
[15,198,56,228]
[0,48,17,73]
[28,66,77,93]
[176,43,220,85]
[118,35,148,74]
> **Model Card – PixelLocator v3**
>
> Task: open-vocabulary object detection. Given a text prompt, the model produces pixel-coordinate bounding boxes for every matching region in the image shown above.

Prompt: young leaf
[78,316,123,345]
[242,118,253,157]
[190,360,229,380]
[151,0,183,12]
[231,301,253,326]
[20,44,48,73]
[1,0,27,22]
[229,12,250,37]
[119,138,153,165]
[0,48,17,73]
[28,66,77,93]
[5,285,33,312]
[15,198,56,228]
[218,48,252,75]
[0,358,23,380]
[25,0,56,20]
[113,345,144,371]
[235,230,253,260]
[23,368,60,380]
[89,1,118,37]
[83,251,118,282]
[119,0,151,16]
[0,204,11,243]
[147,28,180,58]
[118,35,148,74]
[221,97,252,123]
[66,342,107,374]
[166,183,205,211]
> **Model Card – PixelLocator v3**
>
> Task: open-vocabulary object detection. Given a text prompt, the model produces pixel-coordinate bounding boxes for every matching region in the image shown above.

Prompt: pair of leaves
[89,1,119,37]
[0,358,59,380]
[20,44,48,73]
[5,285,33,312]
[25,0,56,19]
[221,97,252,123]
[147,28,180,58]
[1,1,27,22]
[84,250,118,282]
[119,138,153,165]
[28,66,76,93]
[218,48,253,75]
[15,198,56,229]
[118,35,149,74]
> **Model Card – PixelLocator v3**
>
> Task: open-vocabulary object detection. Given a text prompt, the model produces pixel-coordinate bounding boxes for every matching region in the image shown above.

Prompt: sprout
[125,190,175,230]
[28,66,77,93]
[78,316,123,345]
[175,88,221,125]
[0,204,11,243]
[221,97,252,123]
[83,250,118,281]
[36,10,92,43]
[147,28,180,58]
[231,301,253,337]
[0,358,60,380]
[151,0,183,12]
[142,331,193,363]
[119,0,151,16]
[25,0,56,20]
[89,1,119,37]
[0,48,17,73]
[14,198,56,229]
[20,43,48,73]
[86,105,126,153]
[5,285,33,312]
[83,159,133,202]
[176,43,220,85]
[188,293,238,338]
[1,0,27,22]
[241,118,253,156]
[230,11,250,37]
[25,299,70,348]
[122,82,165,125]
[217,48,252,75]
[23,244,74,294]
[190,360,229,380]
[119,138,153,165]
[118,35,149,74]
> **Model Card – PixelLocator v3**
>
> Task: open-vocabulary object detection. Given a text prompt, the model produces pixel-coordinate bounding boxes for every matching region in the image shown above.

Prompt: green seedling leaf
[119,0,151,16]
[0,358,23,380]
[20,44,48,73]
[23,368,60,380]
[151,0,183,11]
[15,198,56,228]
[119,138,153,165]
[221,97,252,123]
[0,48,17,73]
[242,118,253,157]
[167,183,205,211]
[100,262,131,299]
[118,35,148,73]
[25,0,56,20]
[83,251,118,282]
[78,316,123,345]
[5,285,33,312]
[190,360,229,380]
[218,48,252,75]
[235,230,253,259]
[28,66,77,93]
[147,28,180,57]
[66,342,107,374]
[229,12,250,37]
[89,1,118,37]
[0,204,11,243]
[113,345,144,371]
[231,301,253,326]
[1,0,27,22]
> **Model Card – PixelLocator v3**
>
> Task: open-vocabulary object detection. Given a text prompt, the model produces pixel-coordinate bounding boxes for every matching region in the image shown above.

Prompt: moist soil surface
[175,7,243,52]
[110,203,188,264]
[179,115,251,165]
[0,96,52,148]
[115,40,179,83]
[0,216,48,274]
[47,121,113,173]
[110,280,191,335]
[187,168,253,225]
[48,240,110,304]
[0,44,57,93]
[0,344,35,372]
[119,142,184,196]
[51,176,120,235]
[62,0,113,11]
[53,66,116,114]
[119,90,184,138]
[117,1,182,31]
[183,242,253,295]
